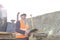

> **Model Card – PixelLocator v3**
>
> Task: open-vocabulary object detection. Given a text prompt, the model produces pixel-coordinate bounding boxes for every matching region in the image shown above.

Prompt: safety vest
[16,19,28,38]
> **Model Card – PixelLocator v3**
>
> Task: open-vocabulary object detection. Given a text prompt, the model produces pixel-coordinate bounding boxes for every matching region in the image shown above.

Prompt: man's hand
[25,30,30,37]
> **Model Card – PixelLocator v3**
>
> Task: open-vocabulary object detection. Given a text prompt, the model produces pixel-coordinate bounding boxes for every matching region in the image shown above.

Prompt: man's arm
[16,21,25,34]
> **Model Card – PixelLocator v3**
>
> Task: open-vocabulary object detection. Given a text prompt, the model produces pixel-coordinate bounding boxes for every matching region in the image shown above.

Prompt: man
[16,14,28,40]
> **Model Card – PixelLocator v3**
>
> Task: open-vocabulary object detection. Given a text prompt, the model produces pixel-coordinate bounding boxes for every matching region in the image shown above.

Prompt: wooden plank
[0,32,15,39]
[0,32,14,34]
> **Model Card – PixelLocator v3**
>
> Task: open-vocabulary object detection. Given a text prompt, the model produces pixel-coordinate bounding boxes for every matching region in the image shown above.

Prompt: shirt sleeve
[16,21,25,34]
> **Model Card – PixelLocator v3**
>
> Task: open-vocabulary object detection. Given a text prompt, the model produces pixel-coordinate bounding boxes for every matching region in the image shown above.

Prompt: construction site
[0,4,60,40]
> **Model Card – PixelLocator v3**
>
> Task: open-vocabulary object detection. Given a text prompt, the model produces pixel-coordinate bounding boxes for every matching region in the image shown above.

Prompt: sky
[0,0,60,22]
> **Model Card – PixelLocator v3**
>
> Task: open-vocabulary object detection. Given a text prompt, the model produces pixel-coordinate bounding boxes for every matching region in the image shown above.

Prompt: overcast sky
[0,0,60,22]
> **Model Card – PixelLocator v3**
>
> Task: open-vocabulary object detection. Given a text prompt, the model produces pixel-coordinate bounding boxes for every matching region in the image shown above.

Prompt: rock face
[27,11,60,40]
[27,11,60,34]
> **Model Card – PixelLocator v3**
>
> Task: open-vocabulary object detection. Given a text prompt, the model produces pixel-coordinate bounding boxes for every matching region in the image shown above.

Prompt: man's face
[21,15,26,19]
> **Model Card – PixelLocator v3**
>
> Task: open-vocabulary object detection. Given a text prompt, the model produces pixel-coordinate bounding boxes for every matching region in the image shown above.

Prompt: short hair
[21,14,26,16]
